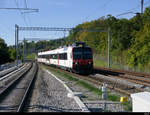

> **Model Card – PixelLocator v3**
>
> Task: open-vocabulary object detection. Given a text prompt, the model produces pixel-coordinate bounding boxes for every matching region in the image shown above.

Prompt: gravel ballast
[27,65,131,112]
[27,68,83,112]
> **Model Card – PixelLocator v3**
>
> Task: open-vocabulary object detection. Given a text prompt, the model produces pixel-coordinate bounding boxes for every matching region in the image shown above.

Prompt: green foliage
[127,21,150,68]
[25,53,36,60]
[0,38,10,64]
[8,48,16,61]
[5,6,149,70]
[66,7,150,69]
[107,94,120,101]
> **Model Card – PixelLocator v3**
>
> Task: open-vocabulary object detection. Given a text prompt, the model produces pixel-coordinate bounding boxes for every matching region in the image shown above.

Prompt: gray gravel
[94,74,150,92]
[27,68,82,112]
[27,65,133,112]
[53,72,126,112]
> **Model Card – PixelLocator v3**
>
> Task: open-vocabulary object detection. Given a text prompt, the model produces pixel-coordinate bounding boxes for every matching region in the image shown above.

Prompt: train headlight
[88,61,92,64]
[73,62,78,65]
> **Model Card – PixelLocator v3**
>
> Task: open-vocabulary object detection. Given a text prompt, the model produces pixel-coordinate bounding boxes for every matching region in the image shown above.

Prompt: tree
[8,48,16,61]
[0,38,10,64]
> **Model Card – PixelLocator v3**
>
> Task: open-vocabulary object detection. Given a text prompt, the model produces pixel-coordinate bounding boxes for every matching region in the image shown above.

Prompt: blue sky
[0,0,150,46]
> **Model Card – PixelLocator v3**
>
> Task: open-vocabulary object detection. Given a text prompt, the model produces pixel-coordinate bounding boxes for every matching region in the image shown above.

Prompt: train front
[72,42,93,74]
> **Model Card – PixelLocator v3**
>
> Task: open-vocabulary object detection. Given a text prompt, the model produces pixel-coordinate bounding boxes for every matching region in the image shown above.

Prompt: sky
[0,0,150,46]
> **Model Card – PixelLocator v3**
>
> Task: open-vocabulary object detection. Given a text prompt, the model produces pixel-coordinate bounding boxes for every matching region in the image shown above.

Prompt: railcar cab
[72,42,93,74]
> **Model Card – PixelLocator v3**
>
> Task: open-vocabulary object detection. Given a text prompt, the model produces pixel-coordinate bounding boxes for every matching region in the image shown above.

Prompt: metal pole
[15,26,16,62]
[15,24,17,66]
[108,28,111,68]
[25,39,26,61]
[15,24,19,67]
[64,30,66,46]
[141,0,144,15]
[23,38,25,62]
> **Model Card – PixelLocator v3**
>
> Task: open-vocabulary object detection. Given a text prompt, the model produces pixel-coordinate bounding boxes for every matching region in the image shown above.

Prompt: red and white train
[37,42,93,74]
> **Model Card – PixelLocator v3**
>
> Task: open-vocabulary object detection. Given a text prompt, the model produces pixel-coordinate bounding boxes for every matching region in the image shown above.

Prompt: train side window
[61,53,63,60]
[55,54,57,59]
[64,53,67,60]
[54,54,57,59]
[59,54,61,59]
[61,54,63,59]
[59,54,60,59]
[64,53,65,60]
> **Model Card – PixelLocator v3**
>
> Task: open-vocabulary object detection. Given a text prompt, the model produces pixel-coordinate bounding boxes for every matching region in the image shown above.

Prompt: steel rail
[0,63,32,95]
[94,67,150,87]
[41,64,140,96]
[94,66,150,78]
[0,63,28,81]
[17,63,38,112]
[0,63,23,78]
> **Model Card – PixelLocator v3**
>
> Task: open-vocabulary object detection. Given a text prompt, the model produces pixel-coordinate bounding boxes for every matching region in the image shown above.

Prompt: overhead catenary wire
[116,0,150,17]
[24,0,27,8]
[84,0,113,21]
[73,0,113,25]
[14,0,28,26]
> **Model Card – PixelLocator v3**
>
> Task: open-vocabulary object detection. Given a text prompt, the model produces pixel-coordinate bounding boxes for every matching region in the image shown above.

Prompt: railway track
[0,63,30,88]
[41,64,149,96]
[0,62,38,112]
[0,63,23,78]
[94,67,150,90]
[94,66,150,78]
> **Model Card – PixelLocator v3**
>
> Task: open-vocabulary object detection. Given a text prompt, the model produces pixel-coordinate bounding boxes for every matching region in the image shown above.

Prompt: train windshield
[73,47,92,59]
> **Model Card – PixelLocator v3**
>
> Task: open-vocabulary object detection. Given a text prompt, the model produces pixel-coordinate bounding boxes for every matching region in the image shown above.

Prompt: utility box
[120,97,127,102]
[131,92,150,112]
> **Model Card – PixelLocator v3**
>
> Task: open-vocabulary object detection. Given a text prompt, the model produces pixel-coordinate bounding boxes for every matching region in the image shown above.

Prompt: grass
[107,94,120,101]
[76,80,102,95]
[41,64,120,101]
[94,58,108,68]
[25,53,36,60]
[41,64,132,111]
[94,55,150,74]
[94,58,125,69]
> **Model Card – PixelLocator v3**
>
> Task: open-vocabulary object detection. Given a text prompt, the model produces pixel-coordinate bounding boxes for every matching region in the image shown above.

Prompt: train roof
[38,42,91,55]
[38,46,72,55]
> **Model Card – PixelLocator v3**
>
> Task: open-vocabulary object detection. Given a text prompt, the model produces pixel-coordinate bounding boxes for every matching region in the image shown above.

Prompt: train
[37,42,93,74]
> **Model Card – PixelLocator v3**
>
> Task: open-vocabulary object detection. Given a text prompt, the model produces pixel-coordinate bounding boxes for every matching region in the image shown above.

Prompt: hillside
[66,7,150,70]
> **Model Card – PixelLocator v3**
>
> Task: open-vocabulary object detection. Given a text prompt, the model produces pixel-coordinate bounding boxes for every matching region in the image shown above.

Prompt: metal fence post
[102,83,107,111]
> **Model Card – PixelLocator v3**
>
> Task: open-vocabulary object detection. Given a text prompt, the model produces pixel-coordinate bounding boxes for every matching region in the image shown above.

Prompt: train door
[69,52,72,68]
[49,54,51,65]
[57,53,59,66]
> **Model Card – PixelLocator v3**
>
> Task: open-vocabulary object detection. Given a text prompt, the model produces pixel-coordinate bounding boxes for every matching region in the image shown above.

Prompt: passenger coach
[37,42,93,74]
